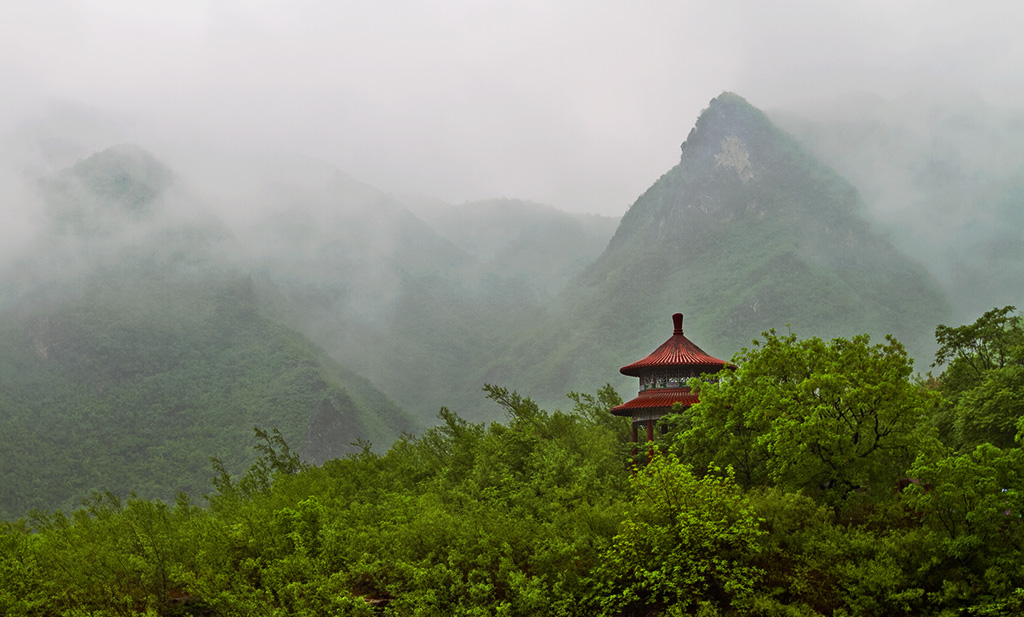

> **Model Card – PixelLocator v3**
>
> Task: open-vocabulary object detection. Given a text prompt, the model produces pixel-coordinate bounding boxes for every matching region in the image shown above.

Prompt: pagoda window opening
[640,367,699,390]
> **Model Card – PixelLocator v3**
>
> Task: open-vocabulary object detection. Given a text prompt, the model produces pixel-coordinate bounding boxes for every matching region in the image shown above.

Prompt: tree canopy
[3,310,1024,616]
[933,305,1024,449]
[669,330,939,506]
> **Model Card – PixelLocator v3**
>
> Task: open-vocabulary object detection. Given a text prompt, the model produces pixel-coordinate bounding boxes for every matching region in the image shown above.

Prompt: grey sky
[3,1,1024,216]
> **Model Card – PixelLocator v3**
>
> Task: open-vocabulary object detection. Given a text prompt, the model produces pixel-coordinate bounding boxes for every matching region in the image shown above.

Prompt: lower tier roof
[610,387,699,416]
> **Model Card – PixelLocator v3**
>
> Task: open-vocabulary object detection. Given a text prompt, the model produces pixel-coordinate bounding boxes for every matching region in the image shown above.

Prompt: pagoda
[612,312,730,449]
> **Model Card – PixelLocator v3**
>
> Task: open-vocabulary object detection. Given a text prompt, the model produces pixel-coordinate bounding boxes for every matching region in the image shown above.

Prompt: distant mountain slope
[498,93,951,405]
[236,170,620,424]
[239,169,476,322]
[414,198,619,297]
[771,94,1024,321]
[0,145,415,518]
[38,144,177,233]
[231,170,496,425]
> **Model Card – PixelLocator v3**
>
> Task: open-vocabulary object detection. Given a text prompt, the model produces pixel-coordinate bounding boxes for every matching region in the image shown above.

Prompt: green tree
[904,444,1024,612]
[933,306,1024,449]
[672,331,939,506]
[593,452,763,616]
[0,520,45,616]
[746,487,925,616]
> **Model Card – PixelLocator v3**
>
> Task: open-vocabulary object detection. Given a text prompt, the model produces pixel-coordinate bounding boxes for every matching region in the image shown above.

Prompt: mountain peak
[39,143,177,235]
[678,92,785,176]
[609,93,818,252]
[69,143,176,209]
[690,91,764,136]
[580,92,949,365]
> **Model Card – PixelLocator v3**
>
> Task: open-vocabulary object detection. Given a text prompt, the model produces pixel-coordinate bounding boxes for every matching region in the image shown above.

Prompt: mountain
[497,93,952,406]
[0,146,416,518]
[229,169,502,425]
[38,143,177,234]
[235,94,953,422]
[231,168,620,424]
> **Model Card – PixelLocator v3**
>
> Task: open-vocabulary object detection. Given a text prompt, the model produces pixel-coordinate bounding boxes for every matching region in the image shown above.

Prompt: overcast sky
[3,1,1024,216]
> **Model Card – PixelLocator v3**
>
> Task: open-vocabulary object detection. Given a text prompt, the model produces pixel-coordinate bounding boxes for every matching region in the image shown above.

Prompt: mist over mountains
[772,93,1024,321]
[0,144,418,517]
[0,91,1017,516]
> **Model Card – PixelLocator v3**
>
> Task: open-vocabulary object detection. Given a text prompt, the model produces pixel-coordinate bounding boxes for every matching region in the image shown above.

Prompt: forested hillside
[0,146,415,518]
[2,308,1021,616]
[232,174,620,424]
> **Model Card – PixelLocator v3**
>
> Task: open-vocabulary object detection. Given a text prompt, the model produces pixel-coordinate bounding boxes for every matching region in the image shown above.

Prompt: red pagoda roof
[610,388,699,415]
[618,313,728,377]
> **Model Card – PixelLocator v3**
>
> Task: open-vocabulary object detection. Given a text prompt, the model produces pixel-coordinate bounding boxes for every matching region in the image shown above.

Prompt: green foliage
[593,453,763,616]
[935,307,1023,380]
[672,330,939,506]
[4,308,1024,615]
[933,306,1024,449]
[0,270,414,519]
[0,386,634,615]
[902,445,1024,611]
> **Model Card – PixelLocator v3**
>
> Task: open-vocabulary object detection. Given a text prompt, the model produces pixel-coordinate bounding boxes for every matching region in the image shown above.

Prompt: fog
[0,0,1021,447]
[4,1,1024,219]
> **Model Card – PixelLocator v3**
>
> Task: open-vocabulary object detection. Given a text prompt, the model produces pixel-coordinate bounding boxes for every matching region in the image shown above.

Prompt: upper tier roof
[618,313,728,377]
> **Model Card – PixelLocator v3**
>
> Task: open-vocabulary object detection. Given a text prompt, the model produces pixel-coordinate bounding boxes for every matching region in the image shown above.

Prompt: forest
[2,306,1021,616]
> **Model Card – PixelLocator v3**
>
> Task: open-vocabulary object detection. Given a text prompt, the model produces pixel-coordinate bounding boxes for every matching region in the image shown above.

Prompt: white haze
[4,0,1024,220]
